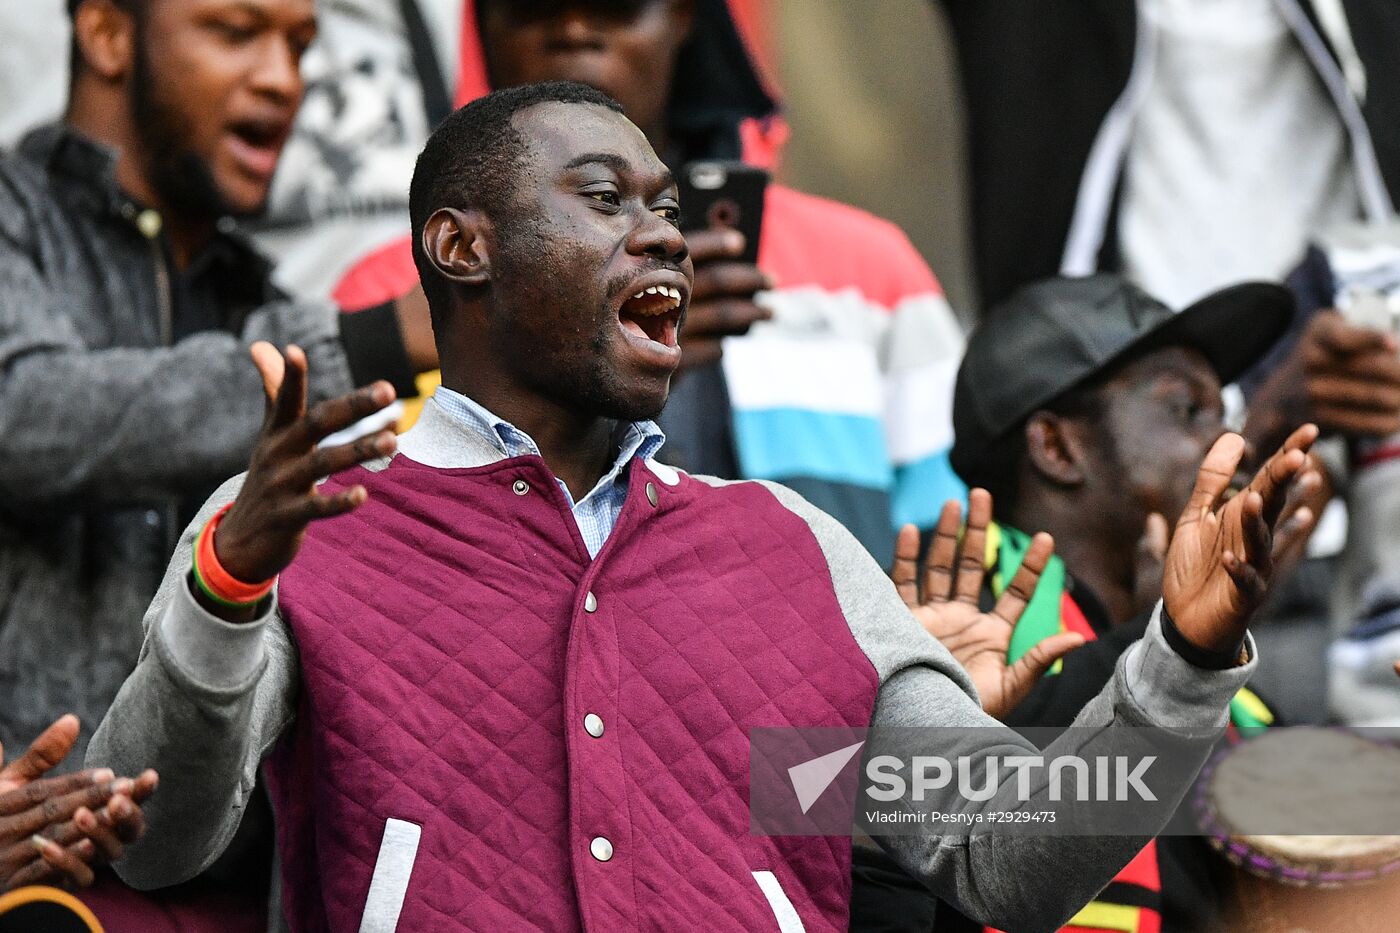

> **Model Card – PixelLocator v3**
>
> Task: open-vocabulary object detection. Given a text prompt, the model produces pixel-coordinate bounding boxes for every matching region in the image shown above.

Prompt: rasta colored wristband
[192,503,275,608]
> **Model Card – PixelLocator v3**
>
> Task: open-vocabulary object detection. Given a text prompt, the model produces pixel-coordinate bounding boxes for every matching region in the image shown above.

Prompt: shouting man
[94,83,1314,932]
[0,0,434,769]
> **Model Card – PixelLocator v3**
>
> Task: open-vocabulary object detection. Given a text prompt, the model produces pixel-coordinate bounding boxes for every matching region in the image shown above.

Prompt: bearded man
[0,0,437,767]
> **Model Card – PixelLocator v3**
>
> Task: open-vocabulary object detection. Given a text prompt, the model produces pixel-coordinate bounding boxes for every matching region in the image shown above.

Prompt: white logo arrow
[787,741,865,814]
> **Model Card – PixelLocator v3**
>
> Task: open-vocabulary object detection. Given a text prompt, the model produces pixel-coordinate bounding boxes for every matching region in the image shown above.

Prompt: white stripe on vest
[752,870,806,933]
[358,818,422,933]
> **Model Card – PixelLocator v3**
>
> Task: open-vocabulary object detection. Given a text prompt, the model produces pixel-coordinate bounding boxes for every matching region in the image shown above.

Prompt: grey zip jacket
[0,124,406,764]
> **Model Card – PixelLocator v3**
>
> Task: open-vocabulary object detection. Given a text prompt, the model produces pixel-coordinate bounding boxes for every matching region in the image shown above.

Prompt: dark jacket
[938,0,1400,309]
[0,124,411,764]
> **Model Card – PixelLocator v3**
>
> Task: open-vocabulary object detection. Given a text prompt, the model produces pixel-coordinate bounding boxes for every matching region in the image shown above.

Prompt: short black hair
[407,80,625,327]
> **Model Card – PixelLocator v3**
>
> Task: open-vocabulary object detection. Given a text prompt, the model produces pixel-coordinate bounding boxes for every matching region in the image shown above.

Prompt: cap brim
[1115,281,1296,387]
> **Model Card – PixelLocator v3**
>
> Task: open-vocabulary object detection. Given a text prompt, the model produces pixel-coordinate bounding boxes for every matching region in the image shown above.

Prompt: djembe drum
[1195,727,1400,932]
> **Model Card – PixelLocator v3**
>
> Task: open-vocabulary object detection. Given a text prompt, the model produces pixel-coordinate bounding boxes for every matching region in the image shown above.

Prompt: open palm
[893,489,1084,719]
[1163,426,1318,654]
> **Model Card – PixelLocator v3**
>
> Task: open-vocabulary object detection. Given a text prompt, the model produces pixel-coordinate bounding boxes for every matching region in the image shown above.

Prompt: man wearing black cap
[879,273,1317,932]
[948,273,1306,643]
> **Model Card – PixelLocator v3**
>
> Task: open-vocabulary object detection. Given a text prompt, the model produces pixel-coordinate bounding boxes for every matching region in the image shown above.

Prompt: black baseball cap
[950,274,1295,482]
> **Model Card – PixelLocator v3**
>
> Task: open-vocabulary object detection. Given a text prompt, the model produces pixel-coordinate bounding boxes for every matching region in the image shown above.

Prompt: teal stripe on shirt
[891,449,967,530]
[731,407,893,490]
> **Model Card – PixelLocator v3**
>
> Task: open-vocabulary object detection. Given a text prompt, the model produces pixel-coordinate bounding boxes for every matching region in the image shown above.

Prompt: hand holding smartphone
[672,161,773,369]
[677,161,768,261]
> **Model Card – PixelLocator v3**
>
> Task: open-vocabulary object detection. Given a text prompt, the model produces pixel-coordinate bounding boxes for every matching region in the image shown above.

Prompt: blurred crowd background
[0,1,977,308]
[4,1,1400,931]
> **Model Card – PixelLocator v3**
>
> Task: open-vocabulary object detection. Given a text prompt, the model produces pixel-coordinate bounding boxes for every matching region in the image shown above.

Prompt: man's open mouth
[618,285,684,350]
[225,117,293,179]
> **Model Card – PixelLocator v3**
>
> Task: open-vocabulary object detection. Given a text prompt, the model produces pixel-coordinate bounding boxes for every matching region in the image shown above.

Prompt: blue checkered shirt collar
[431,386,666,557]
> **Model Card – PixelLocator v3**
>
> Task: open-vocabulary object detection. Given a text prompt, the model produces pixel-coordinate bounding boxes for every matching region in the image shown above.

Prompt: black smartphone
[676,160,769,265]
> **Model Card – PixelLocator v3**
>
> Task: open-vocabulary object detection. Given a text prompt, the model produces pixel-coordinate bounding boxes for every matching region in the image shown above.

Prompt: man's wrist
[188,573,266,624]
[1160,605,1249,669]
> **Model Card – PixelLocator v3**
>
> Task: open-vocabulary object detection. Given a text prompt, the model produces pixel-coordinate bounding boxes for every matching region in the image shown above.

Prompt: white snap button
[645,482,658,507]
[590,836,613,862]
[584,591,598,613]
[584,713,604,738]
[136,209,163,239]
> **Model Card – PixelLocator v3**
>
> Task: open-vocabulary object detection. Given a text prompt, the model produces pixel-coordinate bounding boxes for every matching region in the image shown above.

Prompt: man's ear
[423,207,491,288]
[1024,412,1089,489]
[73,0,137,82]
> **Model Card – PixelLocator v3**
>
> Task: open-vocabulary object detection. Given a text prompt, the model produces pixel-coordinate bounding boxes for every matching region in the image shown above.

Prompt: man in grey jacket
[0,0,436,766]
[91,81,1319,931]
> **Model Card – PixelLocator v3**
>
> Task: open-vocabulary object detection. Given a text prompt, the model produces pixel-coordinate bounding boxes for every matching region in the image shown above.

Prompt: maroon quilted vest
[265,454,880,931]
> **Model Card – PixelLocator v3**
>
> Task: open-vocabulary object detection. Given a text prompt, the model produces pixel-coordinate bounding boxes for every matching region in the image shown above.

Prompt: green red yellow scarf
[986,521,1271,734]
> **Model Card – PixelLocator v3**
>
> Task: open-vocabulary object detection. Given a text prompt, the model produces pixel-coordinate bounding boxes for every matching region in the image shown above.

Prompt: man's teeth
[628,285,683,313]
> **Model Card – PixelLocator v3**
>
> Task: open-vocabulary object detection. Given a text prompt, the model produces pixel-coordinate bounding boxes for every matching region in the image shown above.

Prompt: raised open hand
[0,716,157,890]
[208,344,398,605]
[892,489,1085,719]
[1163,425,1320,656]
[1130,475,1320,624]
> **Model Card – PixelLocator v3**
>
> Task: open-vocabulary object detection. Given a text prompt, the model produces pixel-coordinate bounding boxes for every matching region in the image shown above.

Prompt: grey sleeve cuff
[157,574,272,690]
[1121,602,1257,730]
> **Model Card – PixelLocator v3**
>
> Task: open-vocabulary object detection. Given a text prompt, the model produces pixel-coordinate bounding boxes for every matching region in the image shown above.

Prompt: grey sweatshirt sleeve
[85,475,299,889]
[0,199,354,508]
[756,481,1253,933]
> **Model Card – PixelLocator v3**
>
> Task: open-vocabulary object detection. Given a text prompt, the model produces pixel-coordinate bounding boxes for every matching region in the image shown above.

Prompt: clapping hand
[0,716,156,890]
[1129,455,1321,623]
[1163,426,1321,655]
[892,489,1085,719]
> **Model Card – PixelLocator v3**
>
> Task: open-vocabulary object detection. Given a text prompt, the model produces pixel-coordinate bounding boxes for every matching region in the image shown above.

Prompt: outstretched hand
[892,489,1085,719]
[1130,460,1321,623]
[208,344,399,609]
[1163,425,1320,655]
